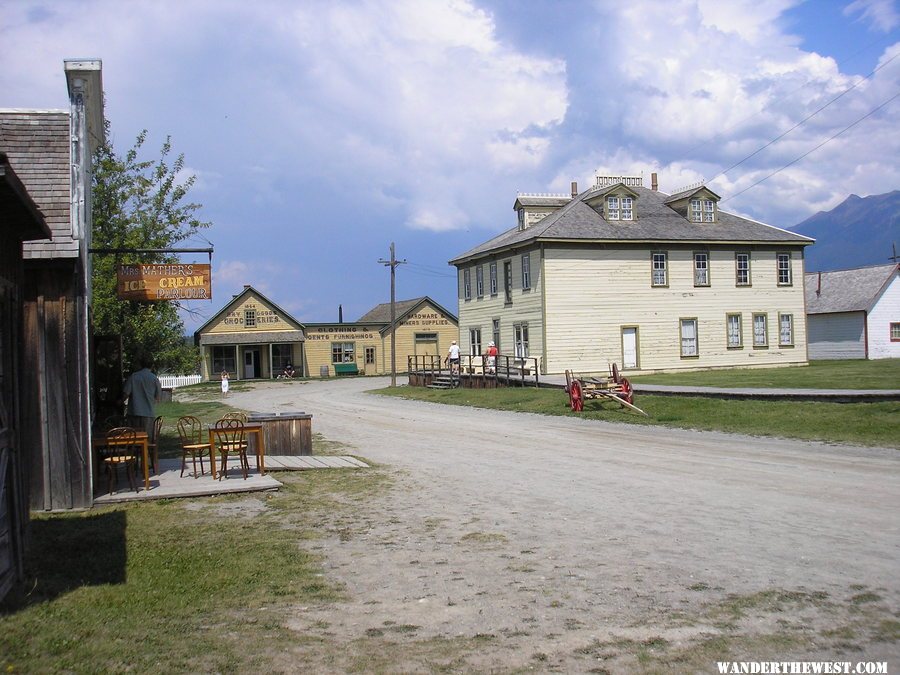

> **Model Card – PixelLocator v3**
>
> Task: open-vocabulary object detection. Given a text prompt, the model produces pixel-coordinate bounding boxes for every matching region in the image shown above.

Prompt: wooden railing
[406,354,540,387]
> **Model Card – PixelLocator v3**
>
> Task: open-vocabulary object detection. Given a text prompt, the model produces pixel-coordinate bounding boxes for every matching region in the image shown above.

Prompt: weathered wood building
[805,263,899,360]
[450,174,814,375]
[195,287,457,380]
[0,153,53,601]
[0,60,105,511]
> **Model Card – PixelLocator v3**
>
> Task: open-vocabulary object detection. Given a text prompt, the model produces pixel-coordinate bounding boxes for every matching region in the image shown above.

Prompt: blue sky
[2,0,898,333]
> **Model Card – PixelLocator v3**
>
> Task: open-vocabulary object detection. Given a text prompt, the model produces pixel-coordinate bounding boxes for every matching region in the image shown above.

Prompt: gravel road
[224,377,900,671]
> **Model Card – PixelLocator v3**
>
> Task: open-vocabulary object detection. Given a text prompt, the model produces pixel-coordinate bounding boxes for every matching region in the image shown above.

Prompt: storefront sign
[402,311,451,327]
[117,264,212,301]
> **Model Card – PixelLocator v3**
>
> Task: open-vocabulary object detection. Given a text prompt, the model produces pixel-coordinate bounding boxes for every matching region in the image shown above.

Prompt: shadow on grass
[0,510,126,613]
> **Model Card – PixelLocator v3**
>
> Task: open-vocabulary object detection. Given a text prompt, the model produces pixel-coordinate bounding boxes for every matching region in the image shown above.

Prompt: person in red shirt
[485,341,498,373]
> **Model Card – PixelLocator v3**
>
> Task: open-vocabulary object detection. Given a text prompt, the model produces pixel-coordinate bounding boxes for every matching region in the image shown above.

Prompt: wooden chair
[102,415,129,432]
[212,418,249,480]
[176,416,211,478]
[221,411,248,423]
[142,416,163,475]
[101,427,140,494]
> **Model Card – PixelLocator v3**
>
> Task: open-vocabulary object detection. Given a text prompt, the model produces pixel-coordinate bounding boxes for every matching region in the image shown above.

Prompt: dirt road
[226,377,899,671]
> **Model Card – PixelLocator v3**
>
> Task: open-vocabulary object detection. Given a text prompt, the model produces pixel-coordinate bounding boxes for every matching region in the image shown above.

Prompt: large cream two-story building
[450,174,814,375]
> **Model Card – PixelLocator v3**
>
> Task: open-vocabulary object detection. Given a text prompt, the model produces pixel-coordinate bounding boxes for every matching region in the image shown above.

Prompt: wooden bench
[333,363,359,376]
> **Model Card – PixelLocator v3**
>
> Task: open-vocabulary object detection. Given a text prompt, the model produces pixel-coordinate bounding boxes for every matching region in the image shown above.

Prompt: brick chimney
[651,173,658,191]
[571,181,578,198]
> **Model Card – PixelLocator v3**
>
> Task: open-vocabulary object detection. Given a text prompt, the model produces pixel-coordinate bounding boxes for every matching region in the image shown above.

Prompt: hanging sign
[117,263,212,301]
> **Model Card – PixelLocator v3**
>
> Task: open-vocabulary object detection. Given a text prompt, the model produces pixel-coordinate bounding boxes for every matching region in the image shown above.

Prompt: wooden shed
[0,153,52,600]
[0,60,104,511]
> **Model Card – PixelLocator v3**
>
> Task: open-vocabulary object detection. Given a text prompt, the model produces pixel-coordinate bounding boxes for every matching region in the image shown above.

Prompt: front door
[243,348,260,379]
[622,327,638,369]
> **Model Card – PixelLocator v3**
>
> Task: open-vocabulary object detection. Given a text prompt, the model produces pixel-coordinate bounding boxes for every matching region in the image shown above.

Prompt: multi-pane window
[690,199,715,222]
[476,266,484,297]
[489,262,498,295]
[779,314,794,346]
[503,260,513,304]
[463,268,471,300]
[652,252,668,287]
[469,328,482,356]
[244,309,256,327]
[332,342,355,363]
[271,344,293,374]
[621,196,633,220]
[212,346,237,375]
[606,196,619,220]
[521,253,531,290]
[891,323,900,341]
[514,323,529,358]
[753,313,768,347]
[726,314,742,348]
[365,347,376,365]
[694,252,709,286]
[735,252,751,286]
[680,318,698,357]
[517,208,525,231]
[492,318,501,351]
[777,253,792,285]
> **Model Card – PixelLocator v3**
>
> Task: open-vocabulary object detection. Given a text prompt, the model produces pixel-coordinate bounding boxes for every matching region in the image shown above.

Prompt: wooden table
[92,430,151,490]
[208,423,266,479]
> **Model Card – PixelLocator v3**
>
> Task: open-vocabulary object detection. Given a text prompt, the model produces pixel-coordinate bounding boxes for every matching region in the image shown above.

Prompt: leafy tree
[91,126,211,374]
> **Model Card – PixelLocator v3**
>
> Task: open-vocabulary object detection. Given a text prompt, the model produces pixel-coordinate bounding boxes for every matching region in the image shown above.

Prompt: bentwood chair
[220,411,248,423]
[212,418,250,480]
[145,416,163,474]
[101,427,140,494]
[176,416,211,478]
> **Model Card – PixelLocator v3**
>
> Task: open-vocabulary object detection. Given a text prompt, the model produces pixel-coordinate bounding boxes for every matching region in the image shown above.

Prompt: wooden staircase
[428,375,459,389]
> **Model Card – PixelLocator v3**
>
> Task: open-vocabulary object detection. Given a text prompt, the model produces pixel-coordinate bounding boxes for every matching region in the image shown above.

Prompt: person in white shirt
[445,340,461,375]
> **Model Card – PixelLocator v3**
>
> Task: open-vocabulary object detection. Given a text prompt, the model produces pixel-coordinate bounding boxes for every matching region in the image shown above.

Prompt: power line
[708,51,899,185]
[721,90,900,203]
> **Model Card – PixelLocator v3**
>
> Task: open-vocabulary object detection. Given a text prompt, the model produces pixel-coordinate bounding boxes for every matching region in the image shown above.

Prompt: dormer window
[691,198,716,222]
[606,195,634,221]
[517,208,525,231]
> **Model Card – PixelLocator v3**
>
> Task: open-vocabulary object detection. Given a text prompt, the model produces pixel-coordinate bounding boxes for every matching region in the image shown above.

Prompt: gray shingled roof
[0,111,74,259]
[804,263,898,314]
[357,297,427,323]
[451,185,813,264]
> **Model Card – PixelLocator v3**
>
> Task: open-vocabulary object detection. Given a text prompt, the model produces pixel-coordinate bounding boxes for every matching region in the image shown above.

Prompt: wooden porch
[93,455,368,505]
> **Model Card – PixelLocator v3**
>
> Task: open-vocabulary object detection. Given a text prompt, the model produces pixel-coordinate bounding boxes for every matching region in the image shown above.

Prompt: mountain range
[790,190,900,272]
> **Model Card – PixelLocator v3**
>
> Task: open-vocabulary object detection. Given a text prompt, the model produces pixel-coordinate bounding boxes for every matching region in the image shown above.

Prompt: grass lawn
[627,358,900,389]
[375,386,900,448]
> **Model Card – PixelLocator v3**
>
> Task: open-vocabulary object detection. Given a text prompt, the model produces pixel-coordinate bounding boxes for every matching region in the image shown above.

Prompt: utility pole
[378,242,406,386]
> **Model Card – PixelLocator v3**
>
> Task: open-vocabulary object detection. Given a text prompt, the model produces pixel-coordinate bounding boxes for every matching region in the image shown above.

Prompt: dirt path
[226,377,900,671]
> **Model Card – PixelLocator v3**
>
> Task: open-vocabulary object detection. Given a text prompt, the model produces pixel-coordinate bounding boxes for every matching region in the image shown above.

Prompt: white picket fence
[159,374,202,389]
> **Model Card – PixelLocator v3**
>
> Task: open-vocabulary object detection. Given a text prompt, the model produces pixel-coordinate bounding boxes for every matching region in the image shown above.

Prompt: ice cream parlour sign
[117,264,211,301]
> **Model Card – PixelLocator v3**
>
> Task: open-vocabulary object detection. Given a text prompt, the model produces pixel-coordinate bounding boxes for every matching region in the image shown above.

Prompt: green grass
[375,386,900,447]
[628,358,900,389]
[0,473,356,673]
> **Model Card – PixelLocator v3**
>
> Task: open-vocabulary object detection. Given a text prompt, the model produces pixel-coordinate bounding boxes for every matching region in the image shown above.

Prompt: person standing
[446,340,461,375]
[485,341,498,373]
[123,355,162,439]
[221,370,230,397]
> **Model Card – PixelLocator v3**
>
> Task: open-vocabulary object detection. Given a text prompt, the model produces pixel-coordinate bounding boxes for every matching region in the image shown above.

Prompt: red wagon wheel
[619,377,634,405]
[570,380,584,412]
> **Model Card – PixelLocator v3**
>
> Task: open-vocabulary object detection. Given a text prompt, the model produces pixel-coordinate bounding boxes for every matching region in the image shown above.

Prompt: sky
[2,0,899,333]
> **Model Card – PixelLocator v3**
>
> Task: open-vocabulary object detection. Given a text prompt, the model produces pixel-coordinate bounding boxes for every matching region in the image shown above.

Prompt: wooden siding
[541,246,808,374]
[457,249,543,361]
[868,274,900,359]
[206,292,299,334]
[807,312,866,360]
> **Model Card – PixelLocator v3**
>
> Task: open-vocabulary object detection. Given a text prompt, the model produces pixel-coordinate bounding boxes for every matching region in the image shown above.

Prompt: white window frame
[489,262,498,295]
[694,252,709,287]
[726,313,742,349]
[736,252,751,286]
[621,196,633,221]
[892,322,900,342]
[469,328,482,356]
[517,208,525,231]
[652,251,668,287]
[331,342,355,363]
[606,196,619,220]
[753,313,768,347]
[244,308,256,328]
[680,318,699,358]
[779,313,794,346]
[777,252,792,286]
[704,199,715,222]
[463,268,471,300]
[476,265,484,297]
[514,323,529,358]
[521,253,531,290]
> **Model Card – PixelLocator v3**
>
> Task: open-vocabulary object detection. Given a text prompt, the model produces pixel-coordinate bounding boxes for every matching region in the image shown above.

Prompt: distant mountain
[791,190,900,272]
